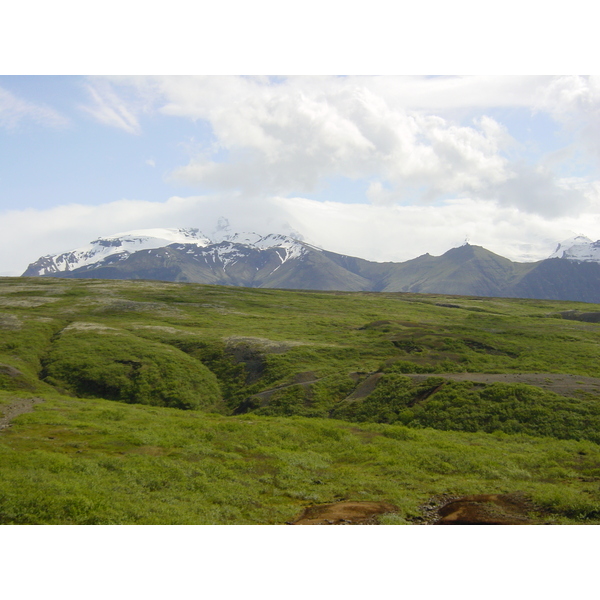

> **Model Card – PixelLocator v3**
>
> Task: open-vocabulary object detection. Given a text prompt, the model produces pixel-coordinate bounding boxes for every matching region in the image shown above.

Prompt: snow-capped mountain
[23,229,313,279]
[201,233,312,269]
[549,236,600,263]
[25,228,212,276]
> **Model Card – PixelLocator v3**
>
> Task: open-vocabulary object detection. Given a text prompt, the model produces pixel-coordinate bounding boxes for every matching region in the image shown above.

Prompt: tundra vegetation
[1,276,600,524]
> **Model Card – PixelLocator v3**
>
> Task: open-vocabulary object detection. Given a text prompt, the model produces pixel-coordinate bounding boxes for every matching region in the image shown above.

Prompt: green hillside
[378,244,535,294]
[2,276,600,524]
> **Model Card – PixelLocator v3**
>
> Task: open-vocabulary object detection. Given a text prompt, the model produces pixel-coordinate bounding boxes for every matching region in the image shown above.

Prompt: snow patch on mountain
[247,233,308,261]
[549,235,600,263]
[25,228,211,275]
[190,233,310,270]
[219,232,307,260]
[23,228,313,276]
[210,243,251,269]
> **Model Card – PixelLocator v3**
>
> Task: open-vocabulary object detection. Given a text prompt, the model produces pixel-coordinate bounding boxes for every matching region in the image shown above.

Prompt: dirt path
[0,398,43,431]
[242,371,324,404]
[402,373,600,398]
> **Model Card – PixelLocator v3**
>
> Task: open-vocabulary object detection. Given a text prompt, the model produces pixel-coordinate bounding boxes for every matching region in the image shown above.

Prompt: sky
[2,74,600,276]
[1,2,599,277]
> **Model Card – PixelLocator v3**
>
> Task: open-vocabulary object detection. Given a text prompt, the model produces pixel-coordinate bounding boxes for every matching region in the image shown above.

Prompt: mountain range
[21,229,600,302]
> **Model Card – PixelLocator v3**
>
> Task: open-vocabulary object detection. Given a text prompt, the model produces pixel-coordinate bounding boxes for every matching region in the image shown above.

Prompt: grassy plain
[1,276,600,524]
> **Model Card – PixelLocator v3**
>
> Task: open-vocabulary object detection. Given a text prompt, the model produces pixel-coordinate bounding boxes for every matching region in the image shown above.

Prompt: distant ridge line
[21,229,600,303]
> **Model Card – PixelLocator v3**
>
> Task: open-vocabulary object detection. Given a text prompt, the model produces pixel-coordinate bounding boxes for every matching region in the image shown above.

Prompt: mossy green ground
[2,277,600,524]
[2,391,600,524]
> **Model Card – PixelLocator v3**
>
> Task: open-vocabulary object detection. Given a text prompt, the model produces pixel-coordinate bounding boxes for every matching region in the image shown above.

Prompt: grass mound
[41,327,222,410]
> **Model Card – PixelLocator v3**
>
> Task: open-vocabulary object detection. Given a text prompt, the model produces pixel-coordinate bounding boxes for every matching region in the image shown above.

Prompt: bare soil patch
[0,364,37,391]
[290,501,397,525]
[0,398,44,431]
[0,297,60,308]
[63,321,119,332]
[0,313,22,330]
[432,493,538,525]
[0,364,25,378]
[343,373,384,402]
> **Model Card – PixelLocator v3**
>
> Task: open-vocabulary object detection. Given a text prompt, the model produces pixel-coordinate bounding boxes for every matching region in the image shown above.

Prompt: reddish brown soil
[291,501,397,525]
[433,493,537,525]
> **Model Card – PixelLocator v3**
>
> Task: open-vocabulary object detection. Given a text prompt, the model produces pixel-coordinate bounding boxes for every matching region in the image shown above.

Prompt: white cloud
[274,195,595,264]
[535,75,600,163]
[4,193,600,276]
[7,77,599,269]
[152,77,517,202]
[79,79,144,134]
[71,76,600,221]
[0,86,68,130]
[490,162,598,217]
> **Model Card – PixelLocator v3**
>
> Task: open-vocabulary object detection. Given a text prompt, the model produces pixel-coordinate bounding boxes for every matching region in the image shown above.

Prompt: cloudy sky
[2,72,600,275]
